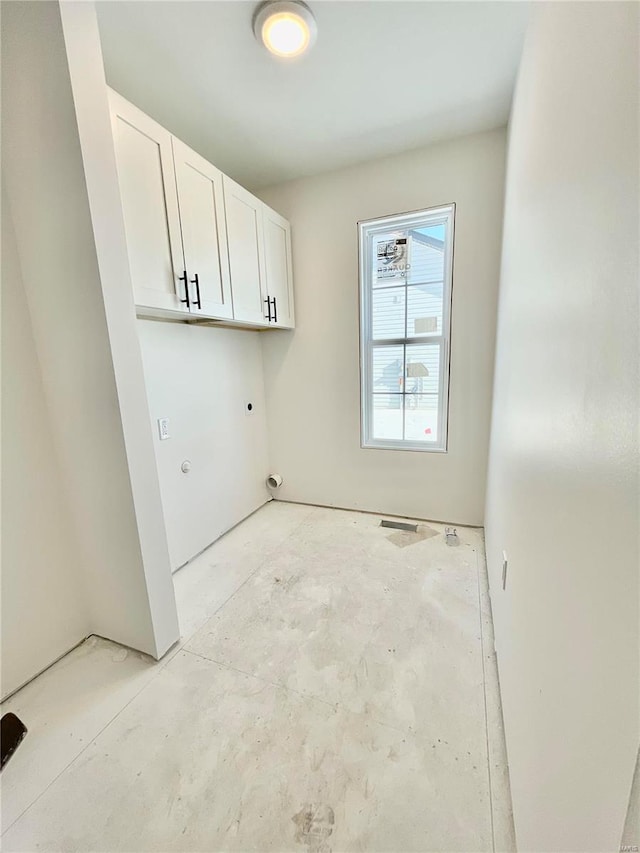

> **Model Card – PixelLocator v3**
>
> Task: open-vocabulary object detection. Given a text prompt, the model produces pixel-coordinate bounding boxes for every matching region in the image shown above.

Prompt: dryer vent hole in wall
[267,473,283,489]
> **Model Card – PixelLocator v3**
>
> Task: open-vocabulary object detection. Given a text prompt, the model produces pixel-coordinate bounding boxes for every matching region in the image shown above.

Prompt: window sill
[361,439,448,454]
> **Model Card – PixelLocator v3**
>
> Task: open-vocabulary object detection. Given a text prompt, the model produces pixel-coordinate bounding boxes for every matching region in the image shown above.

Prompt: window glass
[359,205,454,451]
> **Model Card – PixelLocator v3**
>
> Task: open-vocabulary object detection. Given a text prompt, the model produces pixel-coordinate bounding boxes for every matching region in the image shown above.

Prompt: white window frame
[358,204,455,453]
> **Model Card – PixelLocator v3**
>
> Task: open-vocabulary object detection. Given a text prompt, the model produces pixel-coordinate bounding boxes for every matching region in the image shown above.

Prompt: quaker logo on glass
[376,236,411,281]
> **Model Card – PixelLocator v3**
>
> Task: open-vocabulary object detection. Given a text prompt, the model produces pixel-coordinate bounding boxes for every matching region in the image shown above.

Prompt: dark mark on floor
[292,803,335,853]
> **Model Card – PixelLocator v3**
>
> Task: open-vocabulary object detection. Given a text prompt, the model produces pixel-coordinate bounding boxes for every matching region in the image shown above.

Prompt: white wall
[484,4,639,852]
[137,321,270,570]
[1,193,89,699]
[2,0,179,668]
[59,0,179,658]
[258,129,506,525]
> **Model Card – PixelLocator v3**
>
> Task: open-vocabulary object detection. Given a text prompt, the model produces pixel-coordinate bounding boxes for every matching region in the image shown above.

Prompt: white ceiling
[96,1,529,190]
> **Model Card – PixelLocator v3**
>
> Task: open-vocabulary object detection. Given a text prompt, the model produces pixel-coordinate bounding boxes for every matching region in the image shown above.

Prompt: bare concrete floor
[1,502,515,852]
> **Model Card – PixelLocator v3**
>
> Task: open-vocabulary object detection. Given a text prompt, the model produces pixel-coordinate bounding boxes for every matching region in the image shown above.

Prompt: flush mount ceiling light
[253,0,317,58]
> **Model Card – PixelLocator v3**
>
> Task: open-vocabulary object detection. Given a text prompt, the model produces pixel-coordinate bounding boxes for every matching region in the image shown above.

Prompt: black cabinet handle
[271,296,277,324]
[178,271,190,308]
[190,273,201,309]
[264,297,272,322]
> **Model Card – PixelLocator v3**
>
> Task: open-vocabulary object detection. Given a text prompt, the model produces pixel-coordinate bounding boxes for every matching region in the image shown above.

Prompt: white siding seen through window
[359,205,455,451]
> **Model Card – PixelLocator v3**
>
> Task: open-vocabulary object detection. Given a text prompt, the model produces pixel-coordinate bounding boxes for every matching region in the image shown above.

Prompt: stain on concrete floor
[292,803,335,853]
[386,524,440,548]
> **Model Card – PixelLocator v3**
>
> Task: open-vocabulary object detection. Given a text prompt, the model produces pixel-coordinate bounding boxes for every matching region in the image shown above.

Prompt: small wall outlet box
[158,418,170,440]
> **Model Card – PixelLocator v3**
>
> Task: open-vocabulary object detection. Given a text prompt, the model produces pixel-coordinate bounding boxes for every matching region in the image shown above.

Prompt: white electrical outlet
[158,418,170,440]
[502,551,508,590]
[245,401,255,417]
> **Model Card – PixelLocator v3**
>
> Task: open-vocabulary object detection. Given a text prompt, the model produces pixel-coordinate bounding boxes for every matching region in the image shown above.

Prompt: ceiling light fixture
[253,0,317,58]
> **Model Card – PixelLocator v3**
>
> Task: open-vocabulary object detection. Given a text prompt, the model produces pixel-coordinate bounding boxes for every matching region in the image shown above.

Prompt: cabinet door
[171,139,233,320]
[262,204,295,328]
[108,90,187,313]
[223,176,268,326]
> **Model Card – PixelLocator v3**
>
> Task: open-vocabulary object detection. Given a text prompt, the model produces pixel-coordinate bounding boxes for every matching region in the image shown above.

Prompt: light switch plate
[158,418,170,440]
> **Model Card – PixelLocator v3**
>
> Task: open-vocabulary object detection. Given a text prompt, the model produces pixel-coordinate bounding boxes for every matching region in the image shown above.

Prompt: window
[359,204,454,452]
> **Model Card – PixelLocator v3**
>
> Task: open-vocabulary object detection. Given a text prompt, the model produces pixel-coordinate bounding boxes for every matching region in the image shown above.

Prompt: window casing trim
[358,204,455,453]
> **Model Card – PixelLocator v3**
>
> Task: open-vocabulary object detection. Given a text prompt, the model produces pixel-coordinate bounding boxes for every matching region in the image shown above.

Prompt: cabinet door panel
[108,90,186,313]
[263,205,295,328]
[172,139,232,319]
[223,176,268,326]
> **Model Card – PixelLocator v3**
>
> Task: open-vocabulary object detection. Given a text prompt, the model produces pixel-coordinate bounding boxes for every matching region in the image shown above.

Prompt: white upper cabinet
[223,176,268,326]
[108,90,188,313]
[109,89,294,329]
[263,204,295,328]
[171,138,233,319]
